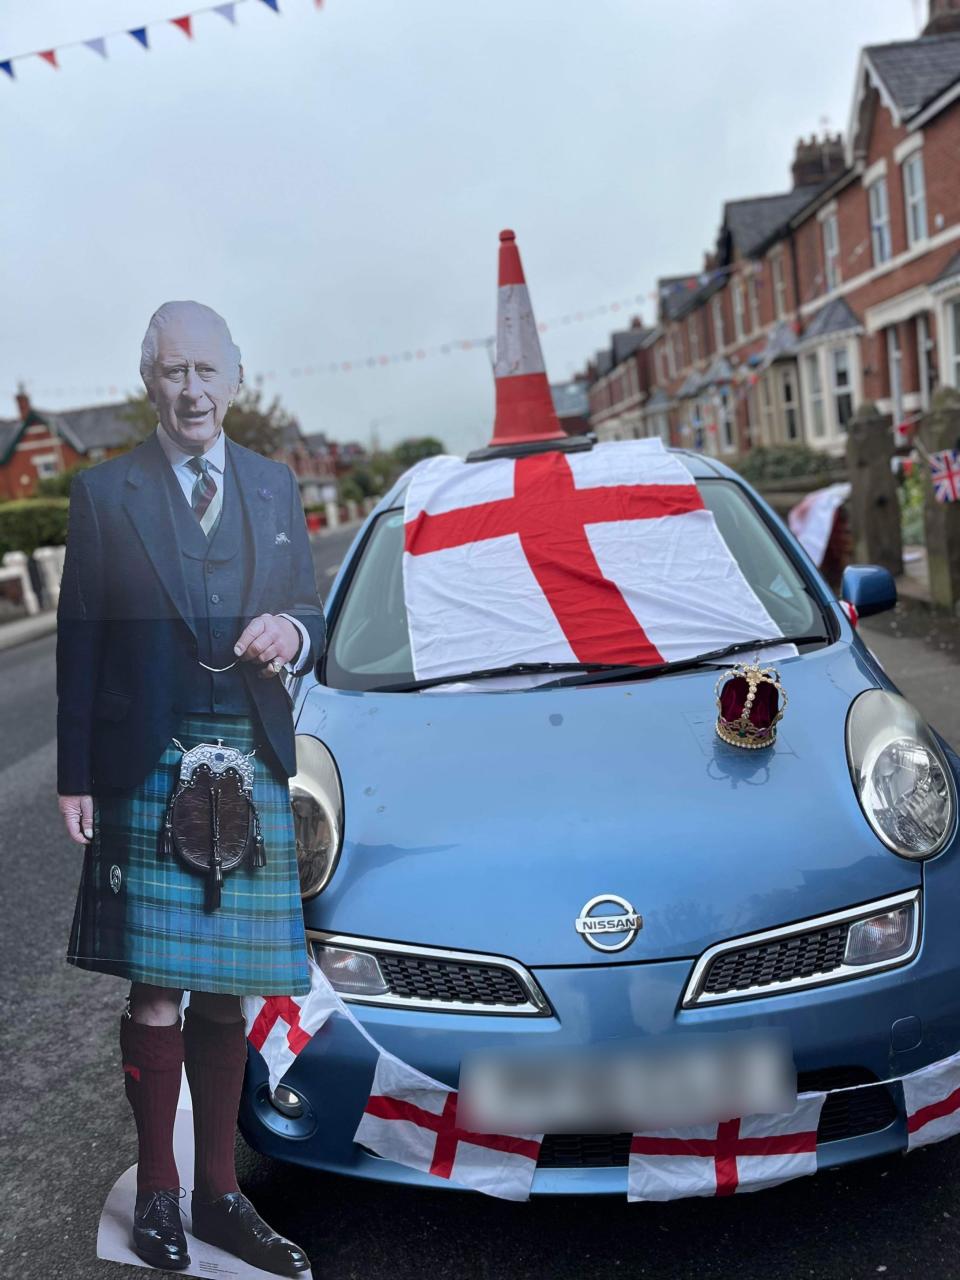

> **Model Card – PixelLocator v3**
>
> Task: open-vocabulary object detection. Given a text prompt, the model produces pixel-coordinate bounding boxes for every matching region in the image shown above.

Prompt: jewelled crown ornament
[715,662,787,750]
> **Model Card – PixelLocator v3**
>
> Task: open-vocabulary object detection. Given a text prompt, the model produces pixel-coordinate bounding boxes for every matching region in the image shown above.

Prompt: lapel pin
[275,531,290,545]
[258,486,272,500]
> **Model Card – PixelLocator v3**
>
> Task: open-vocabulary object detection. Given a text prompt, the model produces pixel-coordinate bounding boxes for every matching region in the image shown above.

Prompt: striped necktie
[186,455,221,537]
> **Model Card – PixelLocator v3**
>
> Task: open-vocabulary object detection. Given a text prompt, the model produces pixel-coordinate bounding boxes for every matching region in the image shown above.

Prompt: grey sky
[1,0,921,456]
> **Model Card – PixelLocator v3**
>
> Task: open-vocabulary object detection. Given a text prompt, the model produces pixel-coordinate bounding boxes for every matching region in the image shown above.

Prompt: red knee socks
[182,1006,248,1201]
[119,1013,184,1193]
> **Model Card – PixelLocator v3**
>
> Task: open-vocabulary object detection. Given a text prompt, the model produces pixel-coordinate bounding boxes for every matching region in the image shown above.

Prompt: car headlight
[289,734,344,896]
[846,690,956,859]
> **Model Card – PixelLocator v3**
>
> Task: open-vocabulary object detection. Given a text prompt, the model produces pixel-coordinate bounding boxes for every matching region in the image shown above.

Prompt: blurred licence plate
[458,1035,796,1133]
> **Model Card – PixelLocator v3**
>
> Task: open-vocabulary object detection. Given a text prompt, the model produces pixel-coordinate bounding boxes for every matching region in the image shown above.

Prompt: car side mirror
[840,565,897,619]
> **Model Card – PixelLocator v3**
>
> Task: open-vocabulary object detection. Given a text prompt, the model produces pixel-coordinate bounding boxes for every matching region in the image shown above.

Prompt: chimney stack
[15,383,31,421]
[791,133,846,188]
[923,0,960,35]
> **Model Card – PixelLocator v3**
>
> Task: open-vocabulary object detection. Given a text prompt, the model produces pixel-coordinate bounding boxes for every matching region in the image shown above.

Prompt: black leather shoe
[132,1188,190,1271]
[191,1190,310,1277]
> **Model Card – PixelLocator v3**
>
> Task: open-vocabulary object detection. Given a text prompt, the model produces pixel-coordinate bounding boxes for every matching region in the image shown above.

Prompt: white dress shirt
[155,423,310,674]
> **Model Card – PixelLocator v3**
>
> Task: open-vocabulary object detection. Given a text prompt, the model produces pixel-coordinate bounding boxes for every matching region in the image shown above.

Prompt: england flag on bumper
[903,1051,960,1151]
[628,1094,825,1202]
[402,439,794,682]
[243,957,340,1093]
[355,1053,543,1201]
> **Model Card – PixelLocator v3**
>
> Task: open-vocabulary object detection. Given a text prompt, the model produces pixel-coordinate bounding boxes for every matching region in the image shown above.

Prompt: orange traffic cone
[487,229,566,449]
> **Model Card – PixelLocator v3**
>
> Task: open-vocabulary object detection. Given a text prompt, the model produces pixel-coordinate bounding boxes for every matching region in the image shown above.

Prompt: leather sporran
[160,738,266,912]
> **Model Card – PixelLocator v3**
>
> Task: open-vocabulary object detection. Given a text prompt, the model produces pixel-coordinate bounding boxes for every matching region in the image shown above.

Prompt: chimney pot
[15,384,30,421]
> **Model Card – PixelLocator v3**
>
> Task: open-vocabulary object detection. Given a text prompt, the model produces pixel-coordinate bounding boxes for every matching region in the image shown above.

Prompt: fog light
[313,943,390,997]
[270,1085,304,1118]
[844,904,915,966]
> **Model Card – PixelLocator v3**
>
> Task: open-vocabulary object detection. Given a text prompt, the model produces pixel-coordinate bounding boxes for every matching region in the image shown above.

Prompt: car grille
[535,1067,898,1169]
[307,932,549,1014]
[375,952,531,1008]
[701,922,850,997]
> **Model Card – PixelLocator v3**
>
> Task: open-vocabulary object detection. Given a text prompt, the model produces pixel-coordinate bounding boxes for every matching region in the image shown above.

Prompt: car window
[323,479,822,691]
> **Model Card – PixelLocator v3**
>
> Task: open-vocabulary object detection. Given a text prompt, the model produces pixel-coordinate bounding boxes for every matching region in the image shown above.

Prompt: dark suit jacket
[56,430,326,795]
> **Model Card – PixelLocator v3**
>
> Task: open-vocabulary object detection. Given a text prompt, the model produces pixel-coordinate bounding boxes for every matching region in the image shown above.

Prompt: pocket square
[275,531,290,545]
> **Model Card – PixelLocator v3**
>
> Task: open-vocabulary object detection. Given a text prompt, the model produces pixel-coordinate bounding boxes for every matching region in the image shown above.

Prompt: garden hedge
[0,499,70,559]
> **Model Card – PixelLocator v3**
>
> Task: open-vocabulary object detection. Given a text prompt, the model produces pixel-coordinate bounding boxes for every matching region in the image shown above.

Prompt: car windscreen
[322,479,825,692]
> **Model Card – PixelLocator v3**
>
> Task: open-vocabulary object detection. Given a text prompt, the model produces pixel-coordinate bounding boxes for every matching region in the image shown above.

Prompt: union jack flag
[930,449,960,504]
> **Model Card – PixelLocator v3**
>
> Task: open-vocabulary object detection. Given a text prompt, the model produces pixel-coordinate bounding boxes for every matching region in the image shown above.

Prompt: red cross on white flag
[903,1050,960,1151]
[354,1053,543,1200]
[243,957,341,1092]
[627,1093,825,1202]
[402,439,792,682]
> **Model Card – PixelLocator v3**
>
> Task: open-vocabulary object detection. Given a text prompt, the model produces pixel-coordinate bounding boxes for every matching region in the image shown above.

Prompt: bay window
[805,353,826,439]
[830,347,853,430]
[780,368,800,441]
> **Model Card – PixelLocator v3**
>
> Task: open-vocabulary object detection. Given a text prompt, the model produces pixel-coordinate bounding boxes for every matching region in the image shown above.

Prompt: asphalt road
[3,530,960,1280]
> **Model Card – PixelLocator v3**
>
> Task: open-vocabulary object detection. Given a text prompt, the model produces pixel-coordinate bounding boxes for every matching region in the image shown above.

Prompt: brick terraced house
[588,0,960,459]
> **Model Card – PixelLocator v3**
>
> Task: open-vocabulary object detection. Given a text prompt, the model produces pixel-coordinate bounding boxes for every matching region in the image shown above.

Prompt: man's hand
[234,613,301,678]
[60,795,94,845]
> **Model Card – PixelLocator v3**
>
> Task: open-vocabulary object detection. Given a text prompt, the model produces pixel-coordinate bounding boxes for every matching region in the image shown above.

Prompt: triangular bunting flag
[38,49,58,69]
[171,16,193,39]
[259,0,281,11]
[128,27,149,49]
[0,60,13,79]
[84,37,108,59]
[213,3,238,22]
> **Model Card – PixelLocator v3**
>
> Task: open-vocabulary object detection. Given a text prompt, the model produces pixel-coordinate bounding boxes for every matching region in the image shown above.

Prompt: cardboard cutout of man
[57,301,323,1276]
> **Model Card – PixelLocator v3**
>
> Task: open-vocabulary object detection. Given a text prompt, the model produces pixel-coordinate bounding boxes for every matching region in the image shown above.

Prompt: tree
[392,437,445,471]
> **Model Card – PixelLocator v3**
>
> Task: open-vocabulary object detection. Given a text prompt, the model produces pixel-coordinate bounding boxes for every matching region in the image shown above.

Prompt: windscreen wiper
[370,635,827,693]
[536,633,828,690]
[371,660,631,693]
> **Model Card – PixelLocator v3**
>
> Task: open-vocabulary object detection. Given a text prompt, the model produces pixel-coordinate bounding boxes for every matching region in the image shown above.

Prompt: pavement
[3,528,960,1280]
[860,596,960,746]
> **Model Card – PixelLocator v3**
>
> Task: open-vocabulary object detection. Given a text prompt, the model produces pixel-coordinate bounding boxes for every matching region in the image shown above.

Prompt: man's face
[149,317,237,453]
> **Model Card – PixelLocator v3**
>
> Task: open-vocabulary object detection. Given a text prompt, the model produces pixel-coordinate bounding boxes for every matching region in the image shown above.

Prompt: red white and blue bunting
[0,0,322,81]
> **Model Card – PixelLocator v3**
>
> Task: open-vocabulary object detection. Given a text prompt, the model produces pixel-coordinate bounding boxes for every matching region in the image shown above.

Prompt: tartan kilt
[66,712,310,996]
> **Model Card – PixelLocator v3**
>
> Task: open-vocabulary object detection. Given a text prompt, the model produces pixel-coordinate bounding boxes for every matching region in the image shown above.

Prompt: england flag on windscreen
[402,439,795,683]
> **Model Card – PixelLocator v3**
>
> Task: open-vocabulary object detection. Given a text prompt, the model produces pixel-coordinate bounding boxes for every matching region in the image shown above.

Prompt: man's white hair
[140,300,243,394]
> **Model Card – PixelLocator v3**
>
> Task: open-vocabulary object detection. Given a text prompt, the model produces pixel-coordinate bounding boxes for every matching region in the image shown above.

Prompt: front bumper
[239,870,960,1195]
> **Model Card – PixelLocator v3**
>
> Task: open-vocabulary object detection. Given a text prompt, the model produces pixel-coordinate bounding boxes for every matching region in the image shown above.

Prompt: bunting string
[27,288,649,403]
[0,0,323,81]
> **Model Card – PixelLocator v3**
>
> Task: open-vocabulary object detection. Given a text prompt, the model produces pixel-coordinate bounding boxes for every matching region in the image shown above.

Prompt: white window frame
[674,326,685,372]
[829,345,854,433]
[950,299,960,389]
[886,325,904,425]
[822,212,841,292]
[711,295,725,351]
[748,272,761,333]
[771,253,787,321]
[779,366,800,442]
[804,351,827,441]
[32,453,59,479]
[759,373,776,444]
[717,389,736,454]
[869,177,892,266]
[687,315,700,364]
[732,278,746,342]
[902,151,928,249]
[917,312,933,411]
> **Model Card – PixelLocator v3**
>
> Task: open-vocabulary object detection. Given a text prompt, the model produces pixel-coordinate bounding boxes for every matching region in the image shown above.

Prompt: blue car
[239,443,959,1195]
